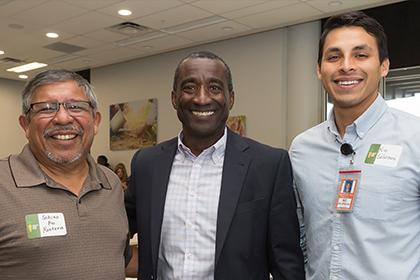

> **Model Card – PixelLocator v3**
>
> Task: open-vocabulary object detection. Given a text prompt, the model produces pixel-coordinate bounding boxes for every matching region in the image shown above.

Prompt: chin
[45,151,83,164]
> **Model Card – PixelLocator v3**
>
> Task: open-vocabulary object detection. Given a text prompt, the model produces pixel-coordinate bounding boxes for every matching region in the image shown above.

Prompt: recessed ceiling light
[7,62,48,73]
[46,32,59,38]
[222,26,233,31]
[143,45,153,49]
[328,0,342,6]
[118,9,132,16]
[18,74,28,79]
[0,50,4,55]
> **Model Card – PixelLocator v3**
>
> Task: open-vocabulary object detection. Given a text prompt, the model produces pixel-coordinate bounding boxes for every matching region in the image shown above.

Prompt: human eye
[208,84,222,94]
[66,101,90,112]
[181,83,197,94]
[33,102,57,114]
[355,52,369,59]
[326,54,340,62]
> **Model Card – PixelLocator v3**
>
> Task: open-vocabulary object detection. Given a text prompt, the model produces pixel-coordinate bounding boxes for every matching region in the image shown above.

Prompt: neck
[182,130,224,156]
[333,93,378,138]
[39,159,89,196]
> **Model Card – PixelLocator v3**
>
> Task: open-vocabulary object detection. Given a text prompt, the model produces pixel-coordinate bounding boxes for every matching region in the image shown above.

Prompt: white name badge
[364,144,402,167]
[25,213,67,239]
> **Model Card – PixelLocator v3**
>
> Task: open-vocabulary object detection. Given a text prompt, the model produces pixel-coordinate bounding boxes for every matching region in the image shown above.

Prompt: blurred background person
[97,154,111,169]
[114,162,129,191]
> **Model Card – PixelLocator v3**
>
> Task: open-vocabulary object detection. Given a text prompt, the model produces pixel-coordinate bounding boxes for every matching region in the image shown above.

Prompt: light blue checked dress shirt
[157,129,227,280]
[290,95,420,280]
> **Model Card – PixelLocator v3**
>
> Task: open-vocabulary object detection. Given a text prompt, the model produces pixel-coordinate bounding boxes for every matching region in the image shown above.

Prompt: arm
[124,149,141,237]
[268,152,305,280]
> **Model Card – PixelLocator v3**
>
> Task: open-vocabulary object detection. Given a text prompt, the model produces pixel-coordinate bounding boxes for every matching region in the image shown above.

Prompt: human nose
[340,55,355,72]
[52,103,74,123]
[193,86,211,104]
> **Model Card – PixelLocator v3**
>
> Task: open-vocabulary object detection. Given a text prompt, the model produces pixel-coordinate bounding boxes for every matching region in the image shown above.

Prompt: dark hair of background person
[97,155,111,168]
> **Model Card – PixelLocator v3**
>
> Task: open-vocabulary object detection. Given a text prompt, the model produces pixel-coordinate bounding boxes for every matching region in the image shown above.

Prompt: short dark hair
[172,51,233,92]
[318,11,388,65]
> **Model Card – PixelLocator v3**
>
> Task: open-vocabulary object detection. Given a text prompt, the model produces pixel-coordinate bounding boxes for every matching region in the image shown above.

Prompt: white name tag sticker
[25,213,67,239]
[364,144,402,167]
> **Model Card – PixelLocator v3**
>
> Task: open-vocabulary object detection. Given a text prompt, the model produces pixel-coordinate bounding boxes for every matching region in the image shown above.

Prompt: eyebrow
[325,44,373,54]
[208,77,224,85]
[179,77,197,88]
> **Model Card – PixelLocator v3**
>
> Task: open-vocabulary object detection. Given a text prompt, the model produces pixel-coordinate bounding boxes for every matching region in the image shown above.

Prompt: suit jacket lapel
[150,138,178,270]
[215,130,250,265]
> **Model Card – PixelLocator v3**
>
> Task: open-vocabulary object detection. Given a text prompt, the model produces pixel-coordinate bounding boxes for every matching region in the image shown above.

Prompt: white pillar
[286,20,323,148]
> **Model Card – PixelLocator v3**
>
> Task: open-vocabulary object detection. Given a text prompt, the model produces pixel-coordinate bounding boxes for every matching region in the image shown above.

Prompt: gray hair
[22,69,98,114]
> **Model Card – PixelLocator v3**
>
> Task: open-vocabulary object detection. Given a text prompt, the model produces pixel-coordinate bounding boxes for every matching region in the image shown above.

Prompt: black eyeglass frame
[26,100,93,115]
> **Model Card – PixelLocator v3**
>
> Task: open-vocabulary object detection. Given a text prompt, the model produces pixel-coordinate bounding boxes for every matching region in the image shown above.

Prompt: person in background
[290,11,420,280]
[114,162,129,191]
[0,69,129,280]
[97,154,111,169]
[125,51,305,280]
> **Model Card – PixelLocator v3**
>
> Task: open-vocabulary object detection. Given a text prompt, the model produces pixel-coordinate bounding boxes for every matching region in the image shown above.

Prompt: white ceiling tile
[98,0,185,19]
[86,46,142,64]
[62,35,105,49]
[51,11,122,35]
[177,21,251,42]
[0,0,47,17]
[128,35,193,52]
[10,1,87,27]
[62,0,124,10]
[84,29,129,43]
[0,0,405,80]
[306,0,394,13]
[190,0,268,14]
[133,4,213,29]
[222,0,300,19]
[235,2,322,29]
[49,56,93,71]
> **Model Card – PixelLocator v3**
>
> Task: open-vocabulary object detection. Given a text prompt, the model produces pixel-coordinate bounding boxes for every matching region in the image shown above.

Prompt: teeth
[53,134,77,140]
[337,80,359,85]
[192,111,214,116]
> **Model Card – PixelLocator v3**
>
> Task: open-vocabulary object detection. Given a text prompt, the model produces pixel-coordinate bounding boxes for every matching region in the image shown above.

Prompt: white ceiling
[0,0,402,81]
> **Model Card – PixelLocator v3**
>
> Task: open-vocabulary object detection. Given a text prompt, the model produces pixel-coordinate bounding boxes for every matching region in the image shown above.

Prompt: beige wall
[0,78,26,157]
[91,27,293,170]
[0,21,322,172]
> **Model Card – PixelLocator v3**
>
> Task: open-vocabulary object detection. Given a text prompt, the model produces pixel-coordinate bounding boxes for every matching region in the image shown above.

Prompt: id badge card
[335,169,362,212]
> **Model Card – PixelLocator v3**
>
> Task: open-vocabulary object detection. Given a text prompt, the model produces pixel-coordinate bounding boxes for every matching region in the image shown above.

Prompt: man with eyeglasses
[0,69,129,279]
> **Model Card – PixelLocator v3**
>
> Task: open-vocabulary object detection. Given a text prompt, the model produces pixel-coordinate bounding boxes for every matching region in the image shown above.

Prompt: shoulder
[386,107,420,136]
[290,121,327,151]
[131,137,177,162]
[387,107,420,123]
[228,132,289,162]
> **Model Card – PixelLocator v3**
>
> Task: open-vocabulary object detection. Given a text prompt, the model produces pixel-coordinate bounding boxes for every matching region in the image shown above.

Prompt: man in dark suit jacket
[125,51,304,280]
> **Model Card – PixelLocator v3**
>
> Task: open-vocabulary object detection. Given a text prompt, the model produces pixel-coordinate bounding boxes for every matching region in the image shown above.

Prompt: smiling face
[19,81,101,167]
[318,26,389,115]
[172,57,234,147]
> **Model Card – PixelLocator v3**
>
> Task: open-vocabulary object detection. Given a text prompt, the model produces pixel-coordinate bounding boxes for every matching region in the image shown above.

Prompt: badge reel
[335,143,361,212]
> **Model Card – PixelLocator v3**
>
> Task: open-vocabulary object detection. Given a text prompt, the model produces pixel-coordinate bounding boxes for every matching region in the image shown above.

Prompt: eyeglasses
[28,101,93,116]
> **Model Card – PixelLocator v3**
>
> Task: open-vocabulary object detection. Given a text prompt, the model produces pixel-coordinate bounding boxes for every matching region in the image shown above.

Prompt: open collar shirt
[157,128,227,280]
[290,95,420,280]
[0,145,128,280]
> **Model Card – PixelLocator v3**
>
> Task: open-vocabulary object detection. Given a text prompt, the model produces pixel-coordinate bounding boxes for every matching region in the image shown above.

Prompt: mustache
[43,124,84,137]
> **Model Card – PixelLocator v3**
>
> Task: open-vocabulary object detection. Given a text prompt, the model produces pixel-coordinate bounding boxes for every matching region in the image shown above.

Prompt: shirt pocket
[353,180,402,221]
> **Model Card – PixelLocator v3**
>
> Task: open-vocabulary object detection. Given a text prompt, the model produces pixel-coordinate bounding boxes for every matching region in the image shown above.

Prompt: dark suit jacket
[125,129,304,280]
